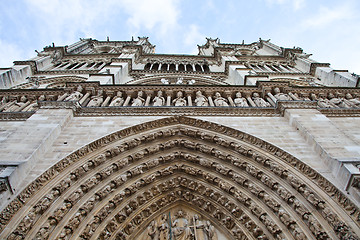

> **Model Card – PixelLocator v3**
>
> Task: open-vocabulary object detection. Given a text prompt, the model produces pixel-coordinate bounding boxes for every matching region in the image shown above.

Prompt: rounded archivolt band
[0,116,359,240]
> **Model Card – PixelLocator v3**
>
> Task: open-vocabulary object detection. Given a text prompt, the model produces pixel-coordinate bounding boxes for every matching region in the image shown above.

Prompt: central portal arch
[0,116,359,240]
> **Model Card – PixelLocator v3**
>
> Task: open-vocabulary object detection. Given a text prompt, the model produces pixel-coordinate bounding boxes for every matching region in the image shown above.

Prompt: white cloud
[0,40,26,67]
[301,4,355,28]
[184,25,205,54]
[121,0,180,36]
[265,0,305,10]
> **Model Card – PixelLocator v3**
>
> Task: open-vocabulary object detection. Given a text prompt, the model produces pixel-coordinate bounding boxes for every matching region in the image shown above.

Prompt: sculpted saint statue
[25,95,46,112]
[158,214,169,240]
[3,96,28,112]
[213,92,228,107]
[172,210,191,240]
[234,92,248,107]
[252,93,271,107]
[87,90,104,107]
[173,91,187,106]
[131,91,145,106]
[273,87,292,101]
[146,220,158,240]
[109,91,124,106]
[153,90,165,106]
[345,93,360,108]
[194,91,208,106]
[65,85,83,101]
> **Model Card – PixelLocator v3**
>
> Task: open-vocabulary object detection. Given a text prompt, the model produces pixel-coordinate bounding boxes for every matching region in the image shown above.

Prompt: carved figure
[132,90,145,106]
[172,210,191,240]
[194,91,208,106]
[213,92,228,106]
[87,90,104,107]
[109,91,124,106]
[173,91,187,106]
[146,220,158,240]
[3,96,28,112]
[25,95,46,112]
[252,93,270,107]
[345,93,360,107]
[273,87,292,101]
[159,214,169,240]
[153,90,165,106]
[64,85,84,101]
[234,92,248,107]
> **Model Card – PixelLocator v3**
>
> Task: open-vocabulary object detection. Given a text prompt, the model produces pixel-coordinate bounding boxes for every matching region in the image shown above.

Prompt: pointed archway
[0,116,359,239]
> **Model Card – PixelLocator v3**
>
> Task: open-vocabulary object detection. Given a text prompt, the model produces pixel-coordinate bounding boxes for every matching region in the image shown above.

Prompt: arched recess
[0,116,359,240]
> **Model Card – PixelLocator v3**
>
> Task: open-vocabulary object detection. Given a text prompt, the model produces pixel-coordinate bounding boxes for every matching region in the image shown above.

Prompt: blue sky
[0,0,359,73]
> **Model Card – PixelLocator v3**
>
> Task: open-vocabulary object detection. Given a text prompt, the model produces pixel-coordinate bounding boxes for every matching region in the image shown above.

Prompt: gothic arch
[0,116,359,240]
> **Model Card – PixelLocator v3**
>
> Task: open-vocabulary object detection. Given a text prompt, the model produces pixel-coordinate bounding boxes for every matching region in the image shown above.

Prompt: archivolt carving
[0,116,359,240]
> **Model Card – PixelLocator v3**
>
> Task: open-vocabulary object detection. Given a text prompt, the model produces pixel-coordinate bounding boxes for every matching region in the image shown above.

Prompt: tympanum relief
[137,207,220,240]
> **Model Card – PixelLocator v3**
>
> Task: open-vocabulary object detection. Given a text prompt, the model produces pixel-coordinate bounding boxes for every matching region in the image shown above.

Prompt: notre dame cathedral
[0,37,359,239]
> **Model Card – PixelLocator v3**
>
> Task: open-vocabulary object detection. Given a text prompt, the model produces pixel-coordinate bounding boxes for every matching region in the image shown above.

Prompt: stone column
[246,94,256,107]
[166,91,173,106]
[57,93,68,101]
[267,92,277,103]
[225,91,235,107]
[101,95,112,107]
[79,92,90,105]
[205,91,215,106]
[185,91,193,106]
[145,91,153,106]
[123,92,132,106]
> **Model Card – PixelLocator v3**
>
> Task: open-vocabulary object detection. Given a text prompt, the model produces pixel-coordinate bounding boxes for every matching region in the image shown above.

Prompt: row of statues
[2,86,360,112]
[145,210,217,240]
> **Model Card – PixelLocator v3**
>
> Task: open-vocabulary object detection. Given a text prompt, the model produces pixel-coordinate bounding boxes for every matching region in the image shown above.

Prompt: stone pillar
[288,92,300,100]
[145,91,153,106]
[246,94,256,107]
[18,101,31,111]
[225,91,235,107]
[267,92,277,103]
[166,91,173,106]
[79,92,90,105]
[57,93,68,101]
[185,91,193,106]
[101,96,111,107]
[123,92,132,106]
[205,91,215,106]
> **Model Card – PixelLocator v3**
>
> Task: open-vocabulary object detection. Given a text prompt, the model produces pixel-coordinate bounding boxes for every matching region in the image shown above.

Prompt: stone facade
[0,37,359,239]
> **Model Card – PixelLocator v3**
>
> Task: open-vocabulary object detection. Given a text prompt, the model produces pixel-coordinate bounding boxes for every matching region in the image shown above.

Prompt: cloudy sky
[0,0,359,73]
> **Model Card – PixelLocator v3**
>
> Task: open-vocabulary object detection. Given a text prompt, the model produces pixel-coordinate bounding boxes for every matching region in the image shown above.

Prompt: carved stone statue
[25,95,46,112]
[87,90,104,107]
[234,92,248,107]
[345,93,360,107]
[195,91,208,106]
[213,92,228,106]
[173,91,187,106]
[109,91,124,106]
[172,210,191,240]
[273,87,292,101]
[153,90,165,106]
[146,220,158,240]
[158,214,169,240]
[64,85,83,101]
[3,96,28,112]
[132,91,145,106]
[252,93,270,107]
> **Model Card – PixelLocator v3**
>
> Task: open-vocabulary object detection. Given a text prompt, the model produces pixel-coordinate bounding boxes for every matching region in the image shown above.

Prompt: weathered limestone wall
[1,109,360,210]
